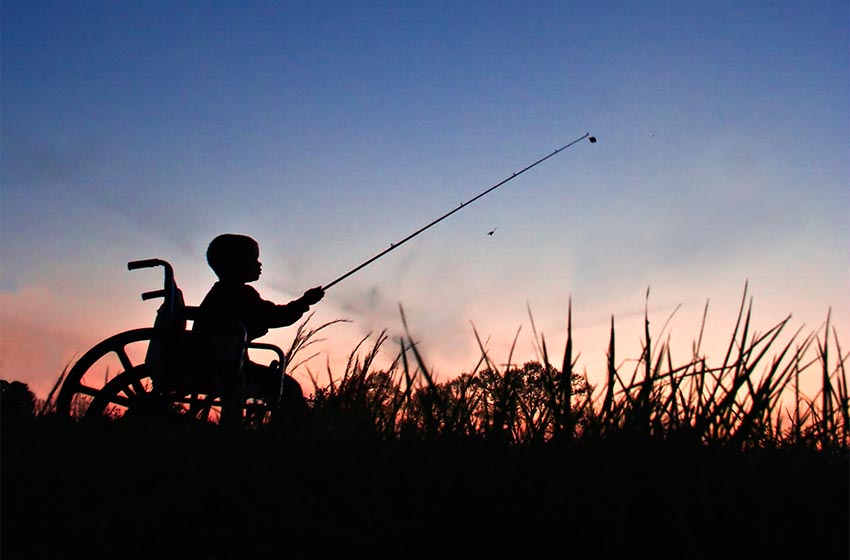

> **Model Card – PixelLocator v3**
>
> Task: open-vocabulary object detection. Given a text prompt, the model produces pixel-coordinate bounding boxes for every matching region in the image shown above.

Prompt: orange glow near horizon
[2,274,845,419]
[0,290,840,422]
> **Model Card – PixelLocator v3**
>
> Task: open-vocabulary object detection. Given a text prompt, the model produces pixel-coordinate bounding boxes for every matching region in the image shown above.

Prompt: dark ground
[2,415,848,559]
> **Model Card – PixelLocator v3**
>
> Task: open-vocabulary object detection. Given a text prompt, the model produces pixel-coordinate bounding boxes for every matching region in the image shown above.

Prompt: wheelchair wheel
[84,364,161,419]
[85,365,232,424]
[55,328,156,418]
[56,327,273,425]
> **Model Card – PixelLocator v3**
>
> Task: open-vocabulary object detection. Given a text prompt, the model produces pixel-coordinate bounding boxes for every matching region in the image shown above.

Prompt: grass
[2,289,848,559]
[302,289,848,454]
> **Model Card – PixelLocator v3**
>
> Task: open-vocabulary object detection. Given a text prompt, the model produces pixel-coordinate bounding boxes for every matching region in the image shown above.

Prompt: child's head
[206,234,262,282]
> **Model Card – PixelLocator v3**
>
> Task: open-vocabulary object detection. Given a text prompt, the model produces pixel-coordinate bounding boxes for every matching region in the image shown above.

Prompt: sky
[2,1,848,403]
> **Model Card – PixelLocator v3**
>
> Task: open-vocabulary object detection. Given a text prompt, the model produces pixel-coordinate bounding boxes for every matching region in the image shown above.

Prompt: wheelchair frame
[55,259,288,426]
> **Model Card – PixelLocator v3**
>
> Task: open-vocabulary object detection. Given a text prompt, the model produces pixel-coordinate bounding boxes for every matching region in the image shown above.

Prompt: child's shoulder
[211,281,261,298]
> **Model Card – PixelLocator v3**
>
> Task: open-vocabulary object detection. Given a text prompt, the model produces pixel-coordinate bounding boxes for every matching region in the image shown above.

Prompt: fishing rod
[323,132,597,290]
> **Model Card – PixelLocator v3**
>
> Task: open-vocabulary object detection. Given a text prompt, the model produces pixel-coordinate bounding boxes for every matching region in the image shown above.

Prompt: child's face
[242,249,262,282]
[230,245,261,283]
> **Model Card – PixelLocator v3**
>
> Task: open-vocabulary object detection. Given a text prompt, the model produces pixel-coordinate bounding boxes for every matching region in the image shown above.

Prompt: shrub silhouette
[0,380,36,424]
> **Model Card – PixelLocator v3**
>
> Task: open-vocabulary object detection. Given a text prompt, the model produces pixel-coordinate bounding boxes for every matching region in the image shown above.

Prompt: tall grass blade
[561,297,574,436]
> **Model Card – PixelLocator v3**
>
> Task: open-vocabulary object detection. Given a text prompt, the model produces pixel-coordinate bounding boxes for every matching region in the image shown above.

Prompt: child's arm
[263,286,325,328]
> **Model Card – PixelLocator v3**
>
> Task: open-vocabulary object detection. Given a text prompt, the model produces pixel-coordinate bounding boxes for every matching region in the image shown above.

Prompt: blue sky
[2,1,848,399]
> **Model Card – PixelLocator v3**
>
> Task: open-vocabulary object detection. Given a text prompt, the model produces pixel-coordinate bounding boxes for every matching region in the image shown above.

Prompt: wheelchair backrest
[128,258,246,392]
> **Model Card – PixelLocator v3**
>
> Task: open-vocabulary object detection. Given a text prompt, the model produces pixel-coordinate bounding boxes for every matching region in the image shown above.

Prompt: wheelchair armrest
[227,321,285,368]
[247,342,287,371]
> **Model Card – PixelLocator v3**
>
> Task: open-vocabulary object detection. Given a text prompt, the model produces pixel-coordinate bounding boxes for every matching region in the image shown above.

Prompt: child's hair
[206,234,258,278]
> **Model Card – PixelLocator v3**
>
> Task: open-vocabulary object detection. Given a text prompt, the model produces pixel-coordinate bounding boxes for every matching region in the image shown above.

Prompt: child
[192,233,324,425]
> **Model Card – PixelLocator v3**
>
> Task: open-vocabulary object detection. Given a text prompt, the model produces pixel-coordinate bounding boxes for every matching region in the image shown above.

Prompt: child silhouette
[192,233,324,425]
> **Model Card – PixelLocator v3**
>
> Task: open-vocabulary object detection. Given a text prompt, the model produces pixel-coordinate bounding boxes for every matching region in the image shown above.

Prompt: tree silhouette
[1,380,37,424]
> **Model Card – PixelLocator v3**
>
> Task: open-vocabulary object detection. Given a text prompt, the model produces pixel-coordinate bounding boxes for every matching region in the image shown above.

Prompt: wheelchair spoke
[107,393,133,408]
[129,378,147,396]
[75,383,103,399]
[116,346,135,372]
[120,384,138,400]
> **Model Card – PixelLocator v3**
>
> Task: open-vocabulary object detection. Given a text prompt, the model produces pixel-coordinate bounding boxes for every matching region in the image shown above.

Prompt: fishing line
[323,132,596,290]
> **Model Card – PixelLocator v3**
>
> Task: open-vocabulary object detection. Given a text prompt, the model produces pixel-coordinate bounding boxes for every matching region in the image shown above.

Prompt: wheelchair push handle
[127,259,174,280]
[141,290,166,301]
[128,258,167,270]
[127,258,178,307]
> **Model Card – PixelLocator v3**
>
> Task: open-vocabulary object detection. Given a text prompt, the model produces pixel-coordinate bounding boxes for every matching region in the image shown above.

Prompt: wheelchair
[56,259,288,427]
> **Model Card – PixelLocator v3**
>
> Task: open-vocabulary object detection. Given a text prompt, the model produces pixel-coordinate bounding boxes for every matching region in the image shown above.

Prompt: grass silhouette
[2,288,847,559]
[303,288,847,452]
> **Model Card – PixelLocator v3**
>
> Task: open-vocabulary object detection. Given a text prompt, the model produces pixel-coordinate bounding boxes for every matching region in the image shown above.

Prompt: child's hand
[302,287,325,305]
